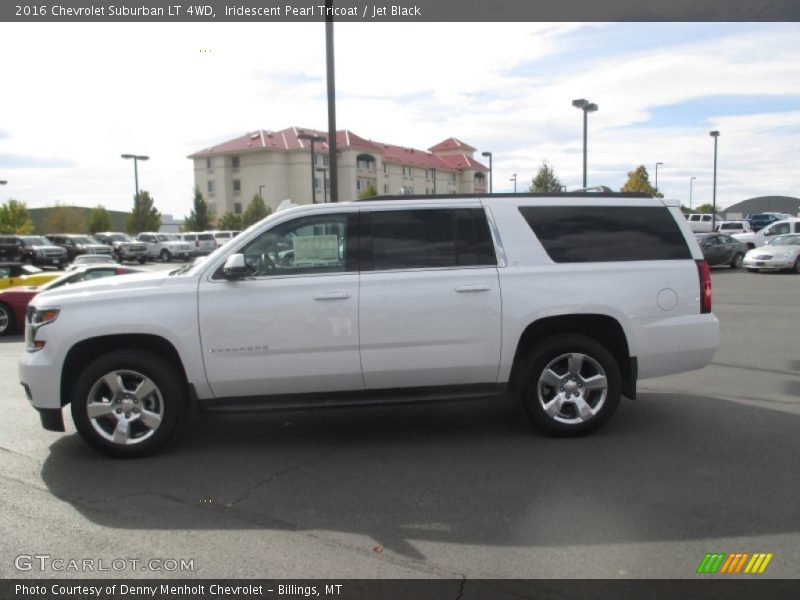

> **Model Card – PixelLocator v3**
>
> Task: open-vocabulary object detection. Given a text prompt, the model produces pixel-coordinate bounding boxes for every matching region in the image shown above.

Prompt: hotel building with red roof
[188,127,488,215]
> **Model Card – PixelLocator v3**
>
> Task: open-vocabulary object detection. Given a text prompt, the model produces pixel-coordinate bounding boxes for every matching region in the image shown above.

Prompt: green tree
[86,205,112,233]
[620,165,662,197]
[242,194,270,228]
[358,182,378,199]
[125,190,162,234]
[528,161,564,193]
[0,199,35,234]
[694,203,715,214]
[218,212,243,231]
[42,204,85,234]
[183,188,213,231]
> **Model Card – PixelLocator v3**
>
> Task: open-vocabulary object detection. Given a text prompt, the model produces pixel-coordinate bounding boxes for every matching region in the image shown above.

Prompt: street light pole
[709,131,720,230]
[655,162,663,194]
[481,151,493,193]
[689,176,696,210]
[316,167,329,203]
[325,1,338,203]
[121,154,149,200]
[572,99,598,188]
[298,133,325,204]
[510,173,517,194]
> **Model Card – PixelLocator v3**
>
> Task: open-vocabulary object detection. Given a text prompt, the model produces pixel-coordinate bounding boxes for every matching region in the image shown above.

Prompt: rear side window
[362,208,496,271]
[518,206,691,263]
[198,234,214,241]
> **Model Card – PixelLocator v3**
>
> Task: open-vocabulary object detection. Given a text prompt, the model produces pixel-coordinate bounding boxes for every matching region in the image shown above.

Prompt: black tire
[159,249,171,262]
[0,303,15,336]
[793,257,800,274]
[58,261,68,270]
[746,268,759,273]
[70,350,186,457]
[518,334,622,436]
[730,253,744,269]
[138,257,147,264]
[22,255,33,266]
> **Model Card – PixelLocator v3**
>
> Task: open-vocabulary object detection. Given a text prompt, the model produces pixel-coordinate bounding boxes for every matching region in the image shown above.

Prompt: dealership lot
[0,266,798,579]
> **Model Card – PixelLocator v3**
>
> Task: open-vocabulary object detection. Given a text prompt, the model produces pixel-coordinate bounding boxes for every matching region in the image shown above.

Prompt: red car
[0,265,146,335]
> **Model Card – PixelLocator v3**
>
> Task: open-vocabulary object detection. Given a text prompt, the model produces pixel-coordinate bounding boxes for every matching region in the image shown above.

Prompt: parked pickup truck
[20,193,719,457]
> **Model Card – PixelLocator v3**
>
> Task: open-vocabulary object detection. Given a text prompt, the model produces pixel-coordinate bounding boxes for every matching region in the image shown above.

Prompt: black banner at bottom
[5,579,800,600]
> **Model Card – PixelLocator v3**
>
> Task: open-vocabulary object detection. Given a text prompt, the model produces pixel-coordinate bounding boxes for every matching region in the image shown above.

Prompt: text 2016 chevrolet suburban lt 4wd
[20,193,719,457]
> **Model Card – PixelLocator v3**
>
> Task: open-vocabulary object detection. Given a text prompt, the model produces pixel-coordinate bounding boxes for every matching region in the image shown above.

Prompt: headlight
[25,307,60,352]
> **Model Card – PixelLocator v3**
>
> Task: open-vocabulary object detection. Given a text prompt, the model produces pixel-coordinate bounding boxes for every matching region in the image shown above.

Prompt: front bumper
[743,256,794,270]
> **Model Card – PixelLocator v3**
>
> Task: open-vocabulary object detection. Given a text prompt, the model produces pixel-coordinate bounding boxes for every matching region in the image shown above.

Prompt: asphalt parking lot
[0,265,798,579]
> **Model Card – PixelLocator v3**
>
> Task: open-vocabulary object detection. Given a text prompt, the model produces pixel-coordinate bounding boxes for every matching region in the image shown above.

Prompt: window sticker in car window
[293,235,340,266]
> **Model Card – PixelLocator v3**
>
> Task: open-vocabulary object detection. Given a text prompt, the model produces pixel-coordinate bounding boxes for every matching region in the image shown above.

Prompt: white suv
[20,193,719,456]
[136,232,193,262]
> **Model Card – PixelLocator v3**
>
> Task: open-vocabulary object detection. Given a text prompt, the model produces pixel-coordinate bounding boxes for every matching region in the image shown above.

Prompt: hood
[32,271,170,305]
[748,245,800,257]
[30,245,66,252]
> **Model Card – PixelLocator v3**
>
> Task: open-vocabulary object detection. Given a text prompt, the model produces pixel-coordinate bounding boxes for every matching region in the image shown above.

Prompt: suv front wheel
[70,350,186,457]
[518,334,621,436]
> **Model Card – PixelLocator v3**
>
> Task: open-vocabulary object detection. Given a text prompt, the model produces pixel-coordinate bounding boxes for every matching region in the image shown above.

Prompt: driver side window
[239,213,352,277]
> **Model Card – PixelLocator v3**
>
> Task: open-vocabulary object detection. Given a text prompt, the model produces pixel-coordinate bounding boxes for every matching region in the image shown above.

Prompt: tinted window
[362,208,496,271]
[519,206,692,263]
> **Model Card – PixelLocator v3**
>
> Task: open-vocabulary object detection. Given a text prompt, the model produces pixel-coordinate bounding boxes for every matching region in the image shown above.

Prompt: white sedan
[743,234,800,273]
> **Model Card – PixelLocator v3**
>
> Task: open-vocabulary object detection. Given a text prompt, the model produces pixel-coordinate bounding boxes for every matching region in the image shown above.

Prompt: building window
[234,203,242,214]
[207,180,216,195]
[426,169,436,180]
[315,177,321,190]
[206,157,213,170]
[232,156,240,170]
[403,166,413,178]
[233,179,241,195]
[384,184,390,194]
[383,162,389,174]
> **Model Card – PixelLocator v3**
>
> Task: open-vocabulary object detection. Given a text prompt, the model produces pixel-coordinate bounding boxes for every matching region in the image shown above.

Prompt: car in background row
[694,233,748,268]
[733,218,800,249]
[179,232,217,255]
[0,262,62,290]
[746,212,792,232]
[0,235,68,269]
[743,234,800,273]
[46,234,114,262]
[685,213,723,233]
[209,230,241,248]
[136,233,192,262]
[93,232,148,264]
[715,220,753,234]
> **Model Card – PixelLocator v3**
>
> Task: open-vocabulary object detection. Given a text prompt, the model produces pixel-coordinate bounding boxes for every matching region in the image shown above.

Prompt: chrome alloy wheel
[537,352,608,425]
[86,370,164,446]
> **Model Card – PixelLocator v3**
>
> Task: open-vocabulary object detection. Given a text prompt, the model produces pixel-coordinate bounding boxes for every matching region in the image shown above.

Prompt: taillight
[696,259,712,313]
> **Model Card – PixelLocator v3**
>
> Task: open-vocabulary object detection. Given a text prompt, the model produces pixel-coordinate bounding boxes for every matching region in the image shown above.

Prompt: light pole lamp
[655,162,663,194]
[316,167,329,203]
[510,173,517,194]
[709,131,720,230]
[572,98,598,188]
[481,151,493,193]
[689,176,696,210]
[298,132,326,204]
[121,153,149,200]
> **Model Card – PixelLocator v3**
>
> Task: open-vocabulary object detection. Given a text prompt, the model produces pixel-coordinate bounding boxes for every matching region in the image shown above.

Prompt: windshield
[768,235,800,247]
[21,236,51,246]
[71,236,96,244]
[156,234,178,242]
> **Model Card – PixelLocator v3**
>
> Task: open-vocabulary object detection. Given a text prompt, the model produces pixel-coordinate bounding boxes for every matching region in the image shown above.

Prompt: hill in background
[27,206,130,234]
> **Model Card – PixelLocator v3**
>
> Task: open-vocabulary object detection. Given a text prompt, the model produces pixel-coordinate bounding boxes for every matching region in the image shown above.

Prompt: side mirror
[222,253,253,280]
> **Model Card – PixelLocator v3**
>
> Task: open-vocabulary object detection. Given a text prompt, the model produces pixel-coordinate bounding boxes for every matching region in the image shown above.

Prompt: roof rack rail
[353,191,652,202]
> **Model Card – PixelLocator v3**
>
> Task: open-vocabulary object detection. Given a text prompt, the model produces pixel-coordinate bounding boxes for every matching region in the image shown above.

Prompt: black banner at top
[2,0,800,22]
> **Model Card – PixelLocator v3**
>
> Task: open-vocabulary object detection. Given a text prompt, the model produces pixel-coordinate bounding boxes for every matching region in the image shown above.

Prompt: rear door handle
[455,285,492,293]
[313,291,351,301]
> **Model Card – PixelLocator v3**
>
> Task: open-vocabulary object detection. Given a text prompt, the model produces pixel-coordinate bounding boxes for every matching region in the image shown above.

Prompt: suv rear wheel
[0,303,15,336]
[518,334,621,436]
[159,249,171,262]
[70,350,186,457]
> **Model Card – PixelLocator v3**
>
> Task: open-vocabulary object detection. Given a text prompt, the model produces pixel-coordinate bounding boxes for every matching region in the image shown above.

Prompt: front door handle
[455,285,492,293]
[313,291,351,301]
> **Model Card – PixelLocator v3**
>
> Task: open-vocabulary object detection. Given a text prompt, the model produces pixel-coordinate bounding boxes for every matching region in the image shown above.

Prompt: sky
[1,21,799,218]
